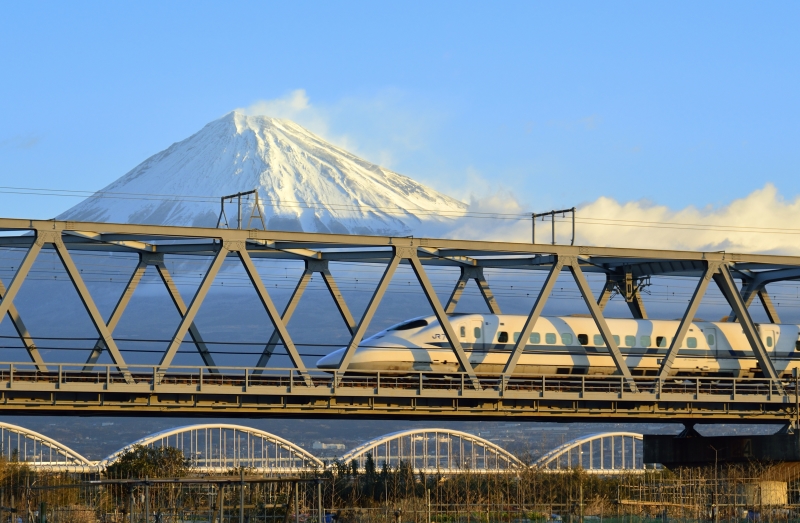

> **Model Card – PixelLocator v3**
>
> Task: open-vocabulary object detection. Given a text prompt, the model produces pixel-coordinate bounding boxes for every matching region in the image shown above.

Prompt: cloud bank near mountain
[455,183,800,255]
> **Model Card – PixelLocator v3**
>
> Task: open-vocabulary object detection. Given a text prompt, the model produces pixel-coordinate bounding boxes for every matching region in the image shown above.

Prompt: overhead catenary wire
[2,185,800,235]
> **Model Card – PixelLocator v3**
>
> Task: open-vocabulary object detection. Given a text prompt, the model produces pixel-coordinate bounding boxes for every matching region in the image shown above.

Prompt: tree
[105,445,190,479]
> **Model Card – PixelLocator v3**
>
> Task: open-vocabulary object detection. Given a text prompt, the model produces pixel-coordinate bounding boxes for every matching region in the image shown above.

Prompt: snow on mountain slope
[58,112,467,236]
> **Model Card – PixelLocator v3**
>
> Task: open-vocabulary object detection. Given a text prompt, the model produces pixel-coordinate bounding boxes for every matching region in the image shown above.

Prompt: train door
[705,328,718,358]
[471,320,484,351]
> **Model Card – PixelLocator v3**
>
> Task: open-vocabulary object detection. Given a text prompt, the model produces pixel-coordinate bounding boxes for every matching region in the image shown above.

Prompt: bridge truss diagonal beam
[49,234,132,379]
[728,279,782,324]
[409,253,481,389]
[153,256,218,369]
[0,277,47,371]
[757,288,781,324]
[597,270,648,319]
[86,253,218,370]
[158,246,228,370]
[84,255,149,370]
[336,252,400,374]
[714,264,782,386]
[319,263,357,334]
[235,246,309,381]
[0,237,42,324]
[255,267,313,369]
[658,262,717,378]
[503,258,564,377]
[445,266,502,314]
[255,260,356,370]
[567,257,637,392]
[335,248,480,389]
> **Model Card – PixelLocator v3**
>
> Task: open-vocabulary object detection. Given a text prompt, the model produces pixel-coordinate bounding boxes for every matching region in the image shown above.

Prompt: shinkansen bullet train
[316,314,800,378]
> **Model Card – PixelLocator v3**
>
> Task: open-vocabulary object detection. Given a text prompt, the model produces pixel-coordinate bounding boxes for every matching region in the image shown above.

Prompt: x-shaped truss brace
[726,267,800,325]
[444,266,502,314]
[253,258,356,372]
[0,230,133,382]
[501,256,639,392]
[597,268,649,320]
[83,252,218,372]
[334,246,483,390]
[657,261,782,392]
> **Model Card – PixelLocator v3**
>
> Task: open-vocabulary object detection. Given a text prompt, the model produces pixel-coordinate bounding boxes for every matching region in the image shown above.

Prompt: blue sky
[1,1,798,224]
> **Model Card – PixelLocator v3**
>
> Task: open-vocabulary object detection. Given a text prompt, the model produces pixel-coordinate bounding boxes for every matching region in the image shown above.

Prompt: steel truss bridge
[0,217,799,422]
[0,421,649,475]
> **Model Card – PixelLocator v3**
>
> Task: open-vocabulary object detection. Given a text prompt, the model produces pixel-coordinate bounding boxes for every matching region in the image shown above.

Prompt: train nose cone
[316,348,345,369]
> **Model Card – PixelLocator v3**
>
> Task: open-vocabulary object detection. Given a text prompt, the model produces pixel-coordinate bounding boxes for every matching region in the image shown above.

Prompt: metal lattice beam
[158,246,228,370]
[336,253,400,373]
[445,266,501,314]
[658,262,717,378]
[503,258,564,377]
[714,264,782,385]
[567,257,637,392]
[0,277,47,371]
[235,246,309,381]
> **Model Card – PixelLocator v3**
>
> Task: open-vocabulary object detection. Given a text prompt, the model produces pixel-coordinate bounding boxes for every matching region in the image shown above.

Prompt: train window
[625,335,636,347]
[767,336,773,347]
[459,326,466,338]
[578,334,589,345]
[594,334,603,346]
[656,336,667,347]
[613,335,620,346]
[561,333,573,345]
[707,334,715,345]
[497,331,509,343]
[686,337,697,348]
[474,327,482,338]
[530,332,541,344]
[640,335,651,347]
[390,319,429,331]
[545,333,557,344]
[796,340,800,351]
[513,332,520,342]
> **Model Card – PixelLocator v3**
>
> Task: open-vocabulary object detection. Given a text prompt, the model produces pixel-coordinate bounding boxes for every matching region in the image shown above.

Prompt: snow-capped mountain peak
[58,111,467,236]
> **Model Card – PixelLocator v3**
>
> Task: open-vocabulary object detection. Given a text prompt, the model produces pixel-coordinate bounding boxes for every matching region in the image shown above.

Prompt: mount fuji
[58,112,467,236]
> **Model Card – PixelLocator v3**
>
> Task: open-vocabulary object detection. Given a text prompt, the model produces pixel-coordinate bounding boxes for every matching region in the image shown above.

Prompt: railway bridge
[0,217,798,424]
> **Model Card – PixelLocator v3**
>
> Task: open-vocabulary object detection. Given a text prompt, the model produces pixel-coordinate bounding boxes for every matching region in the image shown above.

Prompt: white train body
[316,314,800,378]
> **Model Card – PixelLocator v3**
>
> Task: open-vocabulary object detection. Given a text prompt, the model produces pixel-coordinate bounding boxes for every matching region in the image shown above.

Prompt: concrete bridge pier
[644,424,800,469]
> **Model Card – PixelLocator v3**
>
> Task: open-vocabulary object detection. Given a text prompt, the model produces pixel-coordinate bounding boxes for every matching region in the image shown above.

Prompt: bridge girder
[0,218,799,421]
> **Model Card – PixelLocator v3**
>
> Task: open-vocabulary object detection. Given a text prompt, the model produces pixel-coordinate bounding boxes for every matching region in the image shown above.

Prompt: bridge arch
[98,424,324,473]
[534,432,646,473]
[339,429,525,474]
[0,422,94,472]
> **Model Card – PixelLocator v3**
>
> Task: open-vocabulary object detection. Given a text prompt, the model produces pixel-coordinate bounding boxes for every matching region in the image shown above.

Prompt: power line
[4,184,800,235]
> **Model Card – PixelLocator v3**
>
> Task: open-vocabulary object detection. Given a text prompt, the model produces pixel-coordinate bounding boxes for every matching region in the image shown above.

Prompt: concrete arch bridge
[338,428,526,474]
[533,432,654,474]
[0,423,652,475]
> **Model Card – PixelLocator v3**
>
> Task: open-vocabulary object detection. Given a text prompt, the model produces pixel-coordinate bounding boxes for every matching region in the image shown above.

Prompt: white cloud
[575,184,800,254]
[441,183,800,255]
[237,89,440,171]
[237,89,352,150]
[238,91,800,256]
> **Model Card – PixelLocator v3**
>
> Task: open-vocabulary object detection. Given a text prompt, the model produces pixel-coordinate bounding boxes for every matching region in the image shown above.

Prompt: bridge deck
[0,364,794,421]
